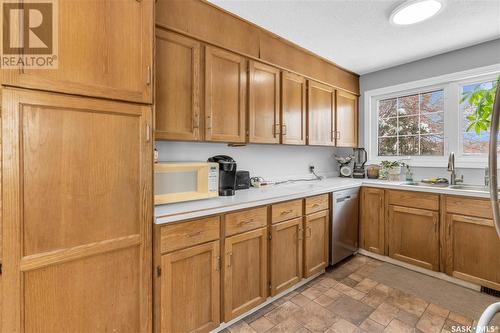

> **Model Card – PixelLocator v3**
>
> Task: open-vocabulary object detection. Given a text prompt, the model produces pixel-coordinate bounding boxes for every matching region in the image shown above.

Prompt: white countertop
[154,178,492,225]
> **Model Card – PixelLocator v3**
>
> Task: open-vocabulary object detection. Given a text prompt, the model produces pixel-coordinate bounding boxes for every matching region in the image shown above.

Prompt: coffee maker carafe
[208,155,237,196]
[352,148,367,179]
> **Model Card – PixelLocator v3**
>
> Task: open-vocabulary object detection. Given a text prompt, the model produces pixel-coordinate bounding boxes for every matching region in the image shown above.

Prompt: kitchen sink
[400,181,494,192]
[448,184,489,191]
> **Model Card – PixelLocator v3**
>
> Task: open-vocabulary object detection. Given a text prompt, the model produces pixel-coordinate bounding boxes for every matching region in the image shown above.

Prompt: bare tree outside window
[377,90,444,156]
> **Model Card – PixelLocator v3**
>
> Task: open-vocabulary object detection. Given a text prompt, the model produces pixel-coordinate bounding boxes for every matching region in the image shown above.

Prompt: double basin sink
[400,181,492,192]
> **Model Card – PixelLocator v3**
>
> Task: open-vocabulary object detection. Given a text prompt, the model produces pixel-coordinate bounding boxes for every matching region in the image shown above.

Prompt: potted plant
[380,160,406,181]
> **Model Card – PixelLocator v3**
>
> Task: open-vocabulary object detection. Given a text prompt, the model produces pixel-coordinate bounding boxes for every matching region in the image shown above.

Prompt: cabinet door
[1,89,152,333]
[155,29,201,141]
[388,205,439,271]
[160,241,220,333]
[205,46,246,143]
[336,90,358,147]
[248,61,281,144]
[360,187,385,255]
[270,218,303,296]
[224,228,268,321]
[3,0,153,103]
[444,214,500,290]
[281,72,306,145]
[304,210,329,277]
[307,80,335,146]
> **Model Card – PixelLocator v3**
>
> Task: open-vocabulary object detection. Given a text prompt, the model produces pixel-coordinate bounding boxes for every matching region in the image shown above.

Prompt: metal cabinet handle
[282,124,287,135]
[305,227,312,238]
[274,124,281,136]
[186,231,202,238]
[215,256,221,272]
[239,219,254,226]
[206,115,212,130]
[280,209,293,215]
[227,253,233,267]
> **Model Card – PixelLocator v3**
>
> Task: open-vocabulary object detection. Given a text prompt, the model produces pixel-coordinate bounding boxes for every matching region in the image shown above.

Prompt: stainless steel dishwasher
[330,188,359,265]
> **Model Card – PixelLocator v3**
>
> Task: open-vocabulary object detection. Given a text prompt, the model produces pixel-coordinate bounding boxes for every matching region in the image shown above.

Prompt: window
[377,90,444,156]
[461,80,499,155]
[365,65,500,167]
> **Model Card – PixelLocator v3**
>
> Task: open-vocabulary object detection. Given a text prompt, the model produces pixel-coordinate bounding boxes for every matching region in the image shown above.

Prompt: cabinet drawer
[271,199,303,224]
[387,190,439,211]
[225,207,268,236]
[305,194,329,214]
[445,196,492,219]
[160,216,220,253]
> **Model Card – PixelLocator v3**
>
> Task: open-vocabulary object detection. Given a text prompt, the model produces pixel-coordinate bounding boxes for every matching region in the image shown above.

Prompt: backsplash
[155,141,354,181]
[156,141,490,185]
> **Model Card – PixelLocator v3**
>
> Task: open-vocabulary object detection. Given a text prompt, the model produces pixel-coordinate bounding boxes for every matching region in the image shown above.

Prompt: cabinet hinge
[156,266,161,277]
[269,282,272,290]
[268,232,272,240]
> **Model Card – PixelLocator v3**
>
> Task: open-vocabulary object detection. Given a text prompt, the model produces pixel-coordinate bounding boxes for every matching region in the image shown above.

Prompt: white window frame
[364,64,500,168]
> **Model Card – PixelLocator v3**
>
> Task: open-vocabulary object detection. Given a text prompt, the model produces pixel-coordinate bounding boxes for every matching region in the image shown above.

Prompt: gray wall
[359,38,500,144]
[359,38,500,184]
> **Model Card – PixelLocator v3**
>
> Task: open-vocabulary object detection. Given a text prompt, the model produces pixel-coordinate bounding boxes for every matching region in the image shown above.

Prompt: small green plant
[462,77,499,134]
[380,160,406,169]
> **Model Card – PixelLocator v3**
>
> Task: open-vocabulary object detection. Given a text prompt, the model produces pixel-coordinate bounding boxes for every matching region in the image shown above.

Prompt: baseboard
[211,270,324,332]
[358,249,481,291]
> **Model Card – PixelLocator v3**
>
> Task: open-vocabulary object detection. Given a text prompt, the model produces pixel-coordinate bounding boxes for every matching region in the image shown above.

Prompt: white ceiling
[208,0,500,75]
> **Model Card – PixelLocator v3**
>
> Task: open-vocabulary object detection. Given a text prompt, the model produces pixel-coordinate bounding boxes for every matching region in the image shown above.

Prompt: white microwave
[154,162,219,204]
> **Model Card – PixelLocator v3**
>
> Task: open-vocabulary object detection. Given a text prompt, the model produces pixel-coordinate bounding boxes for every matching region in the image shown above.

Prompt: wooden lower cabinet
[304,210,329,277]
[1,89,152,332]
[270,218,303,296]
[160,241,220,333]
[444,214,500,290]
[224,227,268,321]
[360,188,385,255]
[388,205,440,271]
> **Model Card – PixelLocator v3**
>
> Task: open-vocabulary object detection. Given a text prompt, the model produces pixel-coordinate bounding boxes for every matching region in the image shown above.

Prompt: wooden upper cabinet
[205,46,247,143]
[224,228,268,321]
[160,241,220,333]
[307,80,335,146]
[388,205,440,271]
[1,89,152,332]
[248,61,281,144]
[304,210,329,277]
[281,72,307,145]
[336,90,358,147]
[444,214,500,290]
[3,0,153,104]
[360,188,385,255]
[270,218,303,296]
[155,30,201,141]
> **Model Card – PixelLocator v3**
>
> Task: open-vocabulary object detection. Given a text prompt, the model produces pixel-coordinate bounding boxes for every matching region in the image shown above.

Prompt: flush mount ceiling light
[390,0,443,25]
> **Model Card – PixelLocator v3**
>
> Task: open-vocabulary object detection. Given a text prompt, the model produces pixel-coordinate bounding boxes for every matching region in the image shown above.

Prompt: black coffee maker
[208,155,237,196]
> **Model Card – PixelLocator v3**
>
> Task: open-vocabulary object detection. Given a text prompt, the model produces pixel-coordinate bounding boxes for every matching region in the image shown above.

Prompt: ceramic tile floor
[225,255,500,333]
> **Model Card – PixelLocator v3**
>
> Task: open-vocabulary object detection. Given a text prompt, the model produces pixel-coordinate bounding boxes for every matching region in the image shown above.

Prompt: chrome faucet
[447,152,463,185]
[485,167,490,187]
